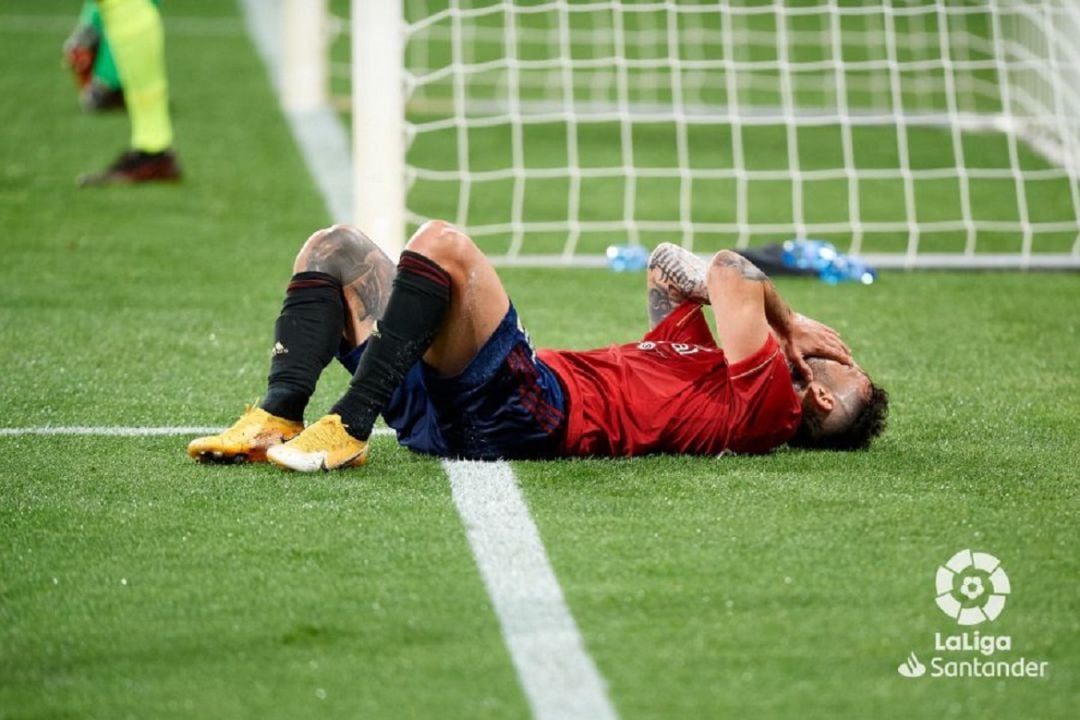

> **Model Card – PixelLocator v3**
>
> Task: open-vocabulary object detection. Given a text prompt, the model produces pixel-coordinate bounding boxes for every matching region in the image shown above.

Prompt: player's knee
[291,224,353,275]
[405,220,479,273]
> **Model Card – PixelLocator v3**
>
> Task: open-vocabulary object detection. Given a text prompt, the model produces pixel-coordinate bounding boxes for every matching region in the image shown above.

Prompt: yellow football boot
[266,414,369,472]
[187,406,303,464]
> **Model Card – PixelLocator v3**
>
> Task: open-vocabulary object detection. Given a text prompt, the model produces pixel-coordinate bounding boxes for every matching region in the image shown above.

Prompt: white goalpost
[300,0,1080,268]
[351,0,407,253]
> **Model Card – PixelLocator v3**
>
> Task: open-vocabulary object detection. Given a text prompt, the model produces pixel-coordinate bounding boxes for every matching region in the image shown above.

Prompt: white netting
[339,0,1080,267]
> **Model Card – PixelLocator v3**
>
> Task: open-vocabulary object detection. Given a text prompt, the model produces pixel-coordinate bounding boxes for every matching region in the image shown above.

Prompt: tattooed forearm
[710,250,767,282]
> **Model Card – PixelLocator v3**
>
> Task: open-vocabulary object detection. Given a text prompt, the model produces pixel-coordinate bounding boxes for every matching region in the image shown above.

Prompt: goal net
[336,0,1080,268]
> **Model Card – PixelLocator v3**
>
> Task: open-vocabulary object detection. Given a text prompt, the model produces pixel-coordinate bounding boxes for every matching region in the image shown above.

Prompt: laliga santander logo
[935,549,1011,625]
[895,549,1047,680]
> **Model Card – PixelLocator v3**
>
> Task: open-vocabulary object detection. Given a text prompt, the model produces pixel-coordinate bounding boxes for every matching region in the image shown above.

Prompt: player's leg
[407,220,511,376]
[262,225,395,420]
[336,219,509,412]
[91,0,159,94]
[290,224,397,351]
[63,0,160,112]
[268,221,511,471]
[79,0,180,186]
[188,225,394,464]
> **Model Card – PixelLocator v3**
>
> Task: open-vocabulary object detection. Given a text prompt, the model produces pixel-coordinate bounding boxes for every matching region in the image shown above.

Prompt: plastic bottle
[819,255,877,285]
[782,238,876,285]
[606,243,649,272]
[781,238,838,273]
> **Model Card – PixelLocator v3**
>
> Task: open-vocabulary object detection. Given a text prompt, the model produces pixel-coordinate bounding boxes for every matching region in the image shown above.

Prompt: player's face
[801,358,872,431]
[813,358,869,394]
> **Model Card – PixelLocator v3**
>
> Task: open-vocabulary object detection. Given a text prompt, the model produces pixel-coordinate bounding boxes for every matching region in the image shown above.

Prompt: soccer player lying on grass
[188,222,888,471]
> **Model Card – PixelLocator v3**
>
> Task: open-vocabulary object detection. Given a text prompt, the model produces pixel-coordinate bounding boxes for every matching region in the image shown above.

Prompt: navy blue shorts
[337,303,566,460]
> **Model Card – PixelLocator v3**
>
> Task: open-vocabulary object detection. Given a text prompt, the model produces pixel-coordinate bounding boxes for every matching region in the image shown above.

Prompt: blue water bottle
[781,238,837,273]
[819,255,877,285]
[782,238,876,285]
[606,243,649,272]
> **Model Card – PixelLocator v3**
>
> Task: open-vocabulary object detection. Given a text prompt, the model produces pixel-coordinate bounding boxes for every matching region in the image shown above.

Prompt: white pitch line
[0,426,395,438]
[0,426,222,437]
[445,461,618,720]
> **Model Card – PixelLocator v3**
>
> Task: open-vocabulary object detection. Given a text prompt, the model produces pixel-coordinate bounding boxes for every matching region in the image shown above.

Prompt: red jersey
[537,301,802,457]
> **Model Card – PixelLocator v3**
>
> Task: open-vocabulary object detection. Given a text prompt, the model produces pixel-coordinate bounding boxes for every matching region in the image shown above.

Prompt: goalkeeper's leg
[63,0,163,112]
[79,0,180,185]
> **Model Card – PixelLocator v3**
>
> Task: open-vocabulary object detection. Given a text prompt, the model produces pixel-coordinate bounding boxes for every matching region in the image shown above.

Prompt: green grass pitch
[2,1,1079,719]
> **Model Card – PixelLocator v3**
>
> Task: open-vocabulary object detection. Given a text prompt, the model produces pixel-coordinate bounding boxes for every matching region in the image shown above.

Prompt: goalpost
[318,0,1080,268]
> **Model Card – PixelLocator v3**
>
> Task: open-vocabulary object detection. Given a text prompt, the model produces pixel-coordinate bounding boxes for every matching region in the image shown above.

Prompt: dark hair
[788,383,889,451]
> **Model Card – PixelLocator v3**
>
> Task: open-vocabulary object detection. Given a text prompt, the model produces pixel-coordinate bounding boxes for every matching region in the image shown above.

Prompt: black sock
[261,271,344,421]
[332,251,451,440]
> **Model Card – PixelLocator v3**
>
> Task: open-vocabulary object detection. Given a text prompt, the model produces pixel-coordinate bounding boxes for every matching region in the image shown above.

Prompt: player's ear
[807,383,835,413]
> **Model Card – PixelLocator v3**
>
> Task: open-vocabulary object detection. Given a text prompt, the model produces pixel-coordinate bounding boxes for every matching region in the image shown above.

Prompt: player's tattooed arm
[647,287,678,329]
[646,242,709,327]
[711,249,793,333]
[298,225,396,328]
[710,249,853,377]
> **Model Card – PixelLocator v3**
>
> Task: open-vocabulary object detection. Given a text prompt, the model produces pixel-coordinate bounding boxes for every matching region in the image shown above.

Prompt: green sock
[86,0,160,90]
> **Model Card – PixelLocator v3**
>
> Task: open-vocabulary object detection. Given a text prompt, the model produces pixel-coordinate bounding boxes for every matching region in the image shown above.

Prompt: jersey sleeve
[643,300,717,348]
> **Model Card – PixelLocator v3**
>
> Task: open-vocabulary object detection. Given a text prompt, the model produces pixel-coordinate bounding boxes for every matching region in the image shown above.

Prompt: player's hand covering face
[780,313,852,382]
